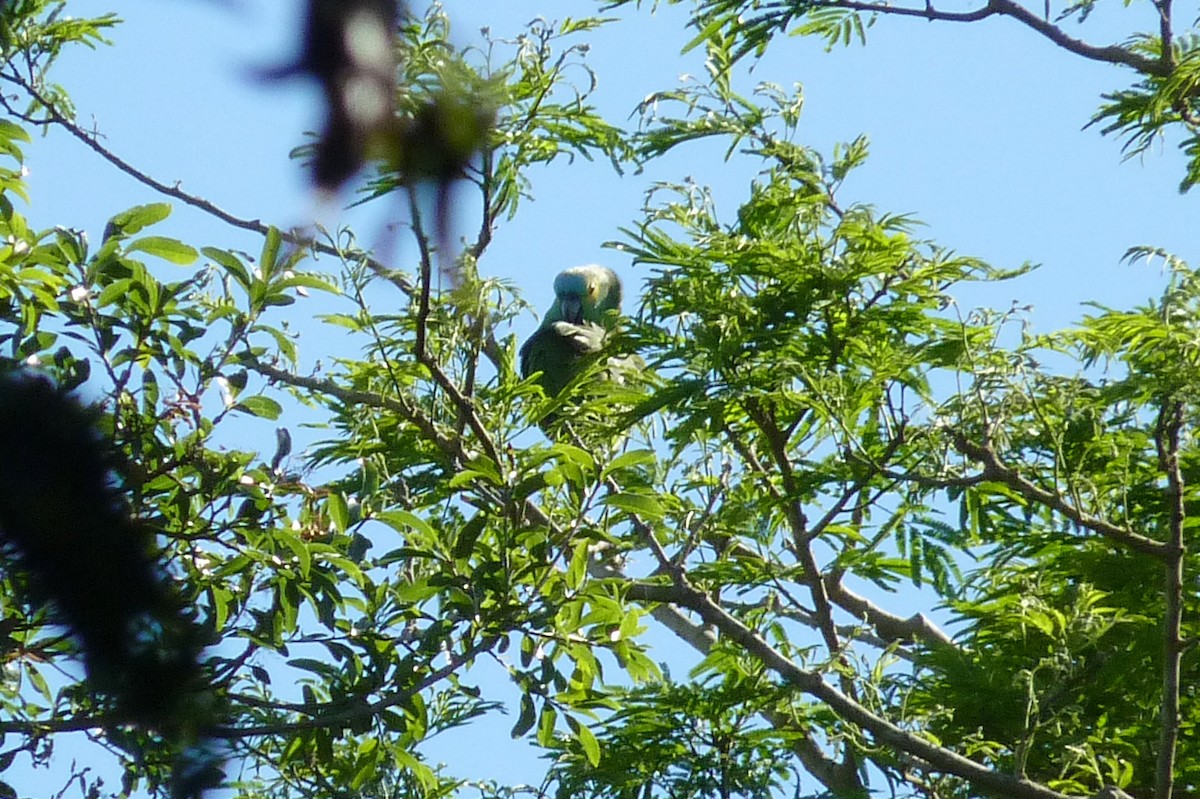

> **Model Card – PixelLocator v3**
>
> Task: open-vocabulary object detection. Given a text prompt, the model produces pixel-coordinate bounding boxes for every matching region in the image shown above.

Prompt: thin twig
[800,0,1166,75]
[251,360,461,463]
[406,188,506,470]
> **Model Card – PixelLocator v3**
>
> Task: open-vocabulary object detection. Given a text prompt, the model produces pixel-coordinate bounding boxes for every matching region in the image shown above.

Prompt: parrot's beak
[559,295,583,324]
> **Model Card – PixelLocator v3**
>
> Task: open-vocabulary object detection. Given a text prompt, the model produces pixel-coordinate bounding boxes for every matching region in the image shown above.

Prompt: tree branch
[673,421,956,651]
[952,432,1170,557]
[251,361,462,464]
[1153,399,1184,799]
[0,641,488,740]
[649,576,1075,799]
[406,189,506,471]
[0,68,415,296]
[621,580,860,793]
[217,639,492,739]
[800,0,1166,75]
[821,576,953,648]
[1153,0,1175,73]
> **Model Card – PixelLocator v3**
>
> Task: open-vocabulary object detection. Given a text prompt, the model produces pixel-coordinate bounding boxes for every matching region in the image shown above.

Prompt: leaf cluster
[2,4,1200,799]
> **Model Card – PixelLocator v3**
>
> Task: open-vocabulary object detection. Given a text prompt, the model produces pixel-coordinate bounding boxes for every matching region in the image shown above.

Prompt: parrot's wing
[520,321,608,397]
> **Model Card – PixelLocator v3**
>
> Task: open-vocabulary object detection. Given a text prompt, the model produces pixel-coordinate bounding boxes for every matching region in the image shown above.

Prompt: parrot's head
[551,265,622,325]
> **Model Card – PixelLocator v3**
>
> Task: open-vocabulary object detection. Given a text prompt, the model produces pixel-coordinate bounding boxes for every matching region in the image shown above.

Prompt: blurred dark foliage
[265,0,403,191]
[0,368,219,795]
[267,0,495,274]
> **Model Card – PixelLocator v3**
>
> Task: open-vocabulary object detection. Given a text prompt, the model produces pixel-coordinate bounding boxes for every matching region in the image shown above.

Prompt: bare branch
[822,576,954,648]
[728,595,927,661]
[1153,0,1175,73]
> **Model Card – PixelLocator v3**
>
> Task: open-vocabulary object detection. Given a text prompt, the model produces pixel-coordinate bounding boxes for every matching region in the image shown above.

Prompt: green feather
[520,266,623,396]
[520,321,607,397]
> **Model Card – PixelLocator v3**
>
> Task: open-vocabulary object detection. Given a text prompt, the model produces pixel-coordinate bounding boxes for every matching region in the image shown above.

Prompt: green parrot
[519,265,623,397]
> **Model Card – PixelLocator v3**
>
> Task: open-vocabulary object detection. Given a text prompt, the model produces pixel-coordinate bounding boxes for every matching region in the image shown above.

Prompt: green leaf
[551,443,596,474]
[453,513,486,559]
[234,395,283,420]
[317,313,367,331]
[327,493,350,533]
[0,118,31,145]
[601,448,657,479]
[277,272,340,295]
[126,235,199,264]
[203,246,253,289]
[575,720,601,767]
[537,702,559,747]
[96,278,133,308]
[602,492,665,520]
[377,510,436,540]
[105,202,171,237]
[260,226,282,277]
[511,693,536,738]
[26,666,50,701]
[288,657,337,678]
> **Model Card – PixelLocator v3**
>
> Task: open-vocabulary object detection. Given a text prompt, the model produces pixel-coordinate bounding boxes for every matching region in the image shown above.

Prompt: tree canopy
[0,2,1196,799]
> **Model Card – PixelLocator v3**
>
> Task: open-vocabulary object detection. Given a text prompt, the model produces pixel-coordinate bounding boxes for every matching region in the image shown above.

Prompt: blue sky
[11,0,1199,793]
[26,0,1197,331]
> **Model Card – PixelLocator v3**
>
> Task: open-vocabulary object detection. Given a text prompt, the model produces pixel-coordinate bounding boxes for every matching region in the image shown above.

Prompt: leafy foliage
[0,2,1199,799]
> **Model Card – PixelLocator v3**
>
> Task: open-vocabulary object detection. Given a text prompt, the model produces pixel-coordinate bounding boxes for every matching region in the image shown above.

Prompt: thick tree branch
[1153,399,1185,799]
[727,596,923,661]
[821,575,953,648]
[645,577,1075,799]
[1153,0,1175,73]
[619,581,861,794]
